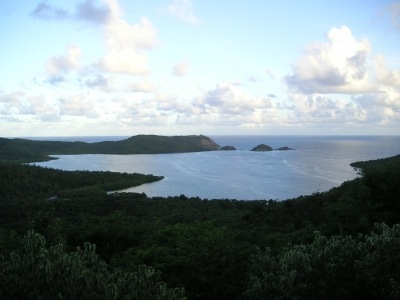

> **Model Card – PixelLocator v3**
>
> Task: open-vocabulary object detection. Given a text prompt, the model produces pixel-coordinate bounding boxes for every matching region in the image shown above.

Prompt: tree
[246,223,400,300]
[0,230,185,300]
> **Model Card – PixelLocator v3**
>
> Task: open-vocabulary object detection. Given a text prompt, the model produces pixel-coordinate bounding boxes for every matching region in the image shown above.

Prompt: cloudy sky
[1,0,399,137]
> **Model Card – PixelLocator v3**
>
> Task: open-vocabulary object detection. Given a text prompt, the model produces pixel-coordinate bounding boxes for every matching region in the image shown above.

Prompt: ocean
[32,135,400,201]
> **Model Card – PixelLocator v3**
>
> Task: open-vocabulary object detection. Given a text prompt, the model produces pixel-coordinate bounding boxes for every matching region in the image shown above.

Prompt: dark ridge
[0,134,221,163]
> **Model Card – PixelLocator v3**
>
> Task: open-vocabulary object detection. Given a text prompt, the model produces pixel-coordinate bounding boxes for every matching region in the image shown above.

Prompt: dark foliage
[0,162,162,198]
[0,230,185,300]
[0,154,399,299]
[246,223,400,299]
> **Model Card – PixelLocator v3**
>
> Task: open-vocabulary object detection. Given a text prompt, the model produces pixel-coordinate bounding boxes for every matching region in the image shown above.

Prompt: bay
[33,135,400,200]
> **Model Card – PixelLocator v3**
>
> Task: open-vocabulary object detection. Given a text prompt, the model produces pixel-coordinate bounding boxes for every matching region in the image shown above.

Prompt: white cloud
[265,68,275,79]
[39,0,159,84]
[175,83,279,128]
[23,95,61,121]
[173,61,189,76]
[197,82,272,115]
[283,25,400,129]
[100,82,280,130]
[45,45,82,75]
[288,87,400,126]
[0,91,25,116]
[155,93,203,115]
[38,1,160,76]
[128,80,156,93]
[353,87,400,122]
[13,6,400,135]
[285,26,374,94]
[374,54,400,87]
[0,89,103,122]
[117,95,172,127]
[288,93,361,123]
[166,0,201,24]
[98,8,159,74]
[59,95,98,118]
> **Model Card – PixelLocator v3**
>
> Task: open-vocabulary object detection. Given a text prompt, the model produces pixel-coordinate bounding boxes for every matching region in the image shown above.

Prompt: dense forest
[0,135,220,163]
[1,154,400,299]
[0,163,163,199]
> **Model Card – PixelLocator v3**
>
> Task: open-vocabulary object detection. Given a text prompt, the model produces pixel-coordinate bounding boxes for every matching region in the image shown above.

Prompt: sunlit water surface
[33,136,400,200]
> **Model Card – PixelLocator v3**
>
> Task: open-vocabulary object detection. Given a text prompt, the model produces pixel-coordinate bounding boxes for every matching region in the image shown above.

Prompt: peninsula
[0,135,221,163]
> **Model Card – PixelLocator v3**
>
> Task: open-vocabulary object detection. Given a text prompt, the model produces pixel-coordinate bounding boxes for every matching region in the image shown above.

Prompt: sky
[0,0,399,137]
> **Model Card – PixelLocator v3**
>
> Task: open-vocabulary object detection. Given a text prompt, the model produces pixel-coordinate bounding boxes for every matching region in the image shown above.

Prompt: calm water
[33,136,400,200]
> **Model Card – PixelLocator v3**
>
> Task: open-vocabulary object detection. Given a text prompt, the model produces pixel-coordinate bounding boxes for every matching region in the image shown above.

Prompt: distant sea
[32,135,400,201]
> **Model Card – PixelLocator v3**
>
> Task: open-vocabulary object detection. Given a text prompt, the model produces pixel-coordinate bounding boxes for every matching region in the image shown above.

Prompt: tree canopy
[0,154,400,299]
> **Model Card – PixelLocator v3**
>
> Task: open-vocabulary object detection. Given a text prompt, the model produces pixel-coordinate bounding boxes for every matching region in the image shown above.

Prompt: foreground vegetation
[0,163,163,199]
[0,155,400,299]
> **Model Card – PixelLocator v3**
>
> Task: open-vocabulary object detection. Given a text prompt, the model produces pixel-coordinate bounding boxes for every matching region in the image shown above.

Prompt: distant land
[0,135,221,163]
[0,134,296,163]
[250,144,295,151]
[251,144,273,151]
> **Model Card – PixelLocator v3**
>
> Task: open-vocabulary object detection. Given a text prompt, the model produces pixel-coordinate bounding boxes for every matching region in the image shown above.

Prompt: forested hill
[0,134,221,163]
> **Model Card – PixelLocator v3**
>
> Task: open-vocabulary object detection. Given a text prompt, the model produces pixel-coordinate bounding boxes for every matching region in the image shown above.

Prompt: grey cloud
[172,62,189,77]
[390,3,400,31]
[47,75,65,85]
[203,85,230,106]
[265,69,275,79]
[0,115,21,122]
[0,91,17,103]
[291,95,342,122]
[75,0,111,24]
[306,96,337,118]
[249,76,258,83]
[285,68,347,94]
[31,1,69,20]
[347,51,368,80]
[353,92,400,113]
[352,93,378,107]
[31,0,111,24]
[85,74,108,87]
[204,94,224,107]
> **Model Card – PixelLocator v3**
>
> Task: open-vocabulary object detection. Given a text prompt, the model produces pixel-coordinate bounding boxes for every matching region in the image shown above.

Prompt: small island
[277,146,295,151]
[220,145,237,151]
[251,144,273,151]
[250,144,295,152]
